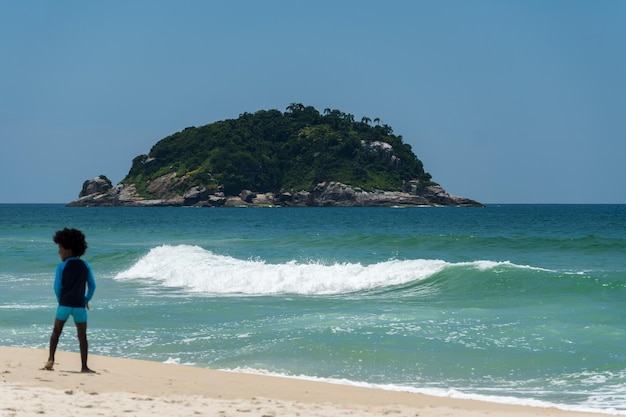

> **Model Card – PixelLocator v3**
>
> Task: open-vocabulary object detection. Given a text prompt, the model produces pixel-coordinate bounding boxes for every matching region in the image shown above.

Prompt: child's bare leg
[76,322,95,373]
[46,319,65,370]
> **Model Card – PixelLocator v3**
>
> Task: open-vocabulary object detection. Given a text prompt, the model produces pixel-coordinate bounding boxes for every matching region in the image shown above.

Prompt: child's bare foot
[81,367,96,373]
[43,360,54,371]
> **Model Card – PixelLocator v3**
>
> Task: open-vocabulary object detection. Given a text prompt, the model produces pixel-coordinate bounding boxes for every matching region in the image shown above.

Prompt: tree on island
[121,103,433,199]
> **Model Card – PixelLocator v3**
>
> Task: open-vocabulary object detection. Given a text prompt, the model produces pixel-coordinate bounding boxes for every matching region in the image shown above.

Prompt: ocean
[1,204,625,414]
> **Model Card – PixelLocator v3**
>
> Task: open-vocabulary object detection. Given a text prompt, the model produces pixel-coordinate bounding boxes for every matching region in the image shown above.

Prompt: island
[68,104,483,207]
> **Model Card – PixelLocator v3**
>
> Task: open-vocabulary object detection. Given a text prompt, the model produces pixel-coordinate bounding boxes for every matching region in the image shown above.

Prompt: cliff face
[68,177,483,207]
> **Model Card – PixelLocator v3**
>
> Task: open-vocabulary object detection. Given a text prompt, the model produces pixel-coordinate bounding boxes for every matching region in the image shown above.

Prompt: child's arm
[84,261,96,305]
[53,263,64,303]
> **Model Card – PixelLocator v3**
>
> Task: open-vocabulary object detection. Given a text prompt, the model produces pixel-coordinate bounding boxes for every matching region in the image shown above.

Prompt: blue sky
[1,0,624,204]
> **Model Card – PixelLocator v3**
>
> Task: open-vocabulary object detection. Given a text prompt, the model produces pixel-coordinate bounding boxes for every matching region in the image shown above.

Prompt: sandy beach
[0,346,609,417]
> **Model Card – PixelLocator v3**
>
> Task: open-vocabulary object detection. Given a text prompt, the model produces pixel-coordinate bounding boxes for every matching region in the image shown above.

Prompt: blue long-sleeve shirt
[54,257,96,307]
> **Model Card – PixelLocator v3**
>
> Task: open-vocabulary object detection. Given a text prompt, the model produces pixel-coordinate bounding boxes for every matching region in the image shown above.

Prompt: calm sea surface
[1,204,625,414]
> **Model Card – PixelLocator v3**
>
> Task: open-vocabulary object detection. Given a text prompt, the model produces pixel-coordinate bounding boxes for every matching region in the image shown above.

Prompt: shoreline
[1,346,609,417]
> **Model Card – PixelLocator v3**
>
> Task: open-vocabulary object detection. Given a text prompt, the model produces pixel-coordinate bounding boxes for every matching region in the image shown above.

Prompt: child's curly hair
[53,228,88,257]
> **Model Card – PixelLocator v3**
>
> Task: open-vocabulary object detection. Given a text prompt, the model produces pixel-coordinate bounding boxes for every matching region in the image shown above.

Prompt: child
[45,228,96,373]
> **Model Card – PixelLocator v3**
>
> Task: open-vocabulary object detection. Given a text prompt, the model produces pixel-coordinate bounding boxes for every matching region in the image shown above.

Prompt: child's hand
[86,303,90,310]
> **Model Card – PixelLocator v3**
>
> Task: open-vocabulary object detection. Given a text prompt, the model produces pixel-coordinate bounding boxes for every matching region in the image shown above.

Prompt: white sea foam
[162,357,195,366]
[222,366,626,415]
[0,304,49,310]
[114,244,537,296]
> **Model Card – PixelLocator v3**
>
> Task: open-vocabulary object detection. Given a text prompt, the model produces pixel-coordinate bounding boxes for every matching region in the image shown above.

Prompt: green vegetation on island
[122,103,434,199]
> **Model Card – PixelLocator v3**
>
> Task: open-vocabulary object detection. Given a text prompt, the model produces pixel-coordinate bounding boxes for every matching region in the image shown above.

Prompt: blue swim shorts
[55,306,88,324]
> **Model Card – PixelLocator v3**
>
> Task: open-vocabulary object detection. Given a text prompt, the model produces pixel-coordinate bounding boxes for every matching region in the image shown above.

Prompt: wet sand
[0,346,606,417]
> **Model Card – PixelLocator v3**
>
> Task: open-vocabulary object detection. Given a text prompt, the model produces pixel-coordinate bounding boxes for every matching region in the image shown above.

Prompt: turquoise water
[1,204,625,414]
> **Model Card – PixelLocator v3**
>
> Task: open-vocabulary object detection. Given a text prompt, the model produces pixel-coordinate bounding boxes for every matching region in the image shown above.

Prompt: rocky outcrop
[68,177,484,207]
[79,176,113,197]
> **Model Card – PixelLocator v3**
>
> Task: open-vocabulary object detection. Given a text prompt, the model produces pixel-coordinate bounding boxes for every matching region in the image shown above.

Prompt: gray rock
[239,189,256,203]
[68,176,484,208]
[79,176,112,197]
[184,186,209,205]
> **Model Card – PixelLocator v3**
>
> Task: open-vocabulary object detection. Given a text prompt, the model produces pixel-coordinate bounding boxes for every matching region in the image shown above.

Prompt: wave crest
[114,245,534,296]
